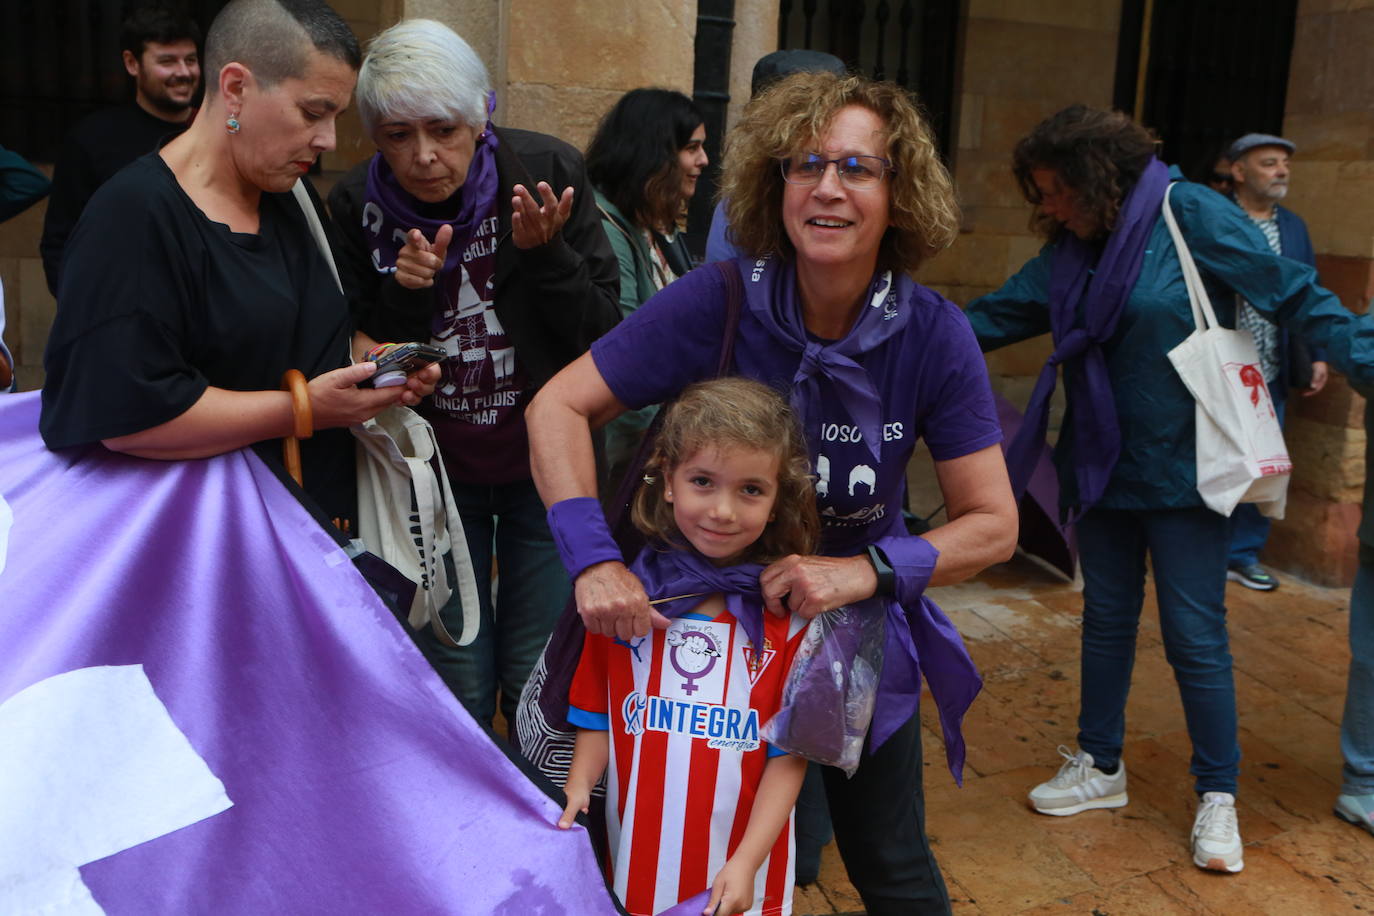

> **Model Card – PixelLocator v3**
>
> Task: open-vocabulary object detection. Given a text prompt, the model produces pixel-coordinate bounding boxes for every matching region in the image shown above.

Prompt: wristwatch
[866,544,896,596]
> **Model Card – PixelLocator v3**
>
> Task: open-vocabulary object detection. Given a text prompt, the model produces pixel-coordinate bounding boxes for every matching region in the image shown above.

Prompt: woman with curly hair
[964,104,1368,873]
[584,88,708,476]
[526,71,1018,914]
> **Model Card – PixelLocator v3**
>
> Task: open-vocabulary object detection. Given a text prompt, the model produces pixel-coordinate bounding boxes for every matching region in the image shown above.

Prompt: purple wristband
[874,534,940,608]
[546,497,623,580]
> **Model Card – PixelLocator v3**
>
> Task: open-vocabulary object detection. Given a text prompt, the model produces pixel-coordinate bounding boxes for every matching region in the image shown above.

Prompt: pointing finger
[406,227,430,251]
[431,223,454,261]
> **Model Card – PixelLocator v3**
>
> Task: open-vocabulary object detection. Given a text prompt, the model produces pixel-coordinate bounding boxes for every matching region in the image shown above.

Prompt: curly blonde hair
[632,378,819,564]
[719,71,959,274]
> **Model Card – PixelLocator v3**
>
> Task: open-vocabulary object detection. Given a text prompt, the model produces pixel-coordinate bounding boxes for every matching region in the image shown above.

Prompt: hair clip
[641,474,657,485]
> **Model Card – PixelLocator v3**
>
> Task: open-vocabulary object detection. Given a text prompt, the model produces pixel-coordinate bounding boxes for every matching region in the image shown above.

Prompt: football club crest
[741,638,776,686]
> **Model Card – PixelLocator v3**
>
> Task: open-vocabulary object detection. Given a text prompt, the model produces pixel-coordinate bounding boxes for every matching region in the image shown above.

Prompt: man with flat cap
[1224,132,1328,592]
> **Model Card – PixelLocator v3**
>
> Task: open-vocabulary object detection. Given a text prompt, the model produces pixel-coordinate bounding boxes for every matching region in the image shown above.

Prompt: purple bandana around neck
[1002,157,1170,521]
[362,123,501,280]
[629,545,766,653]
[741,256,909,463]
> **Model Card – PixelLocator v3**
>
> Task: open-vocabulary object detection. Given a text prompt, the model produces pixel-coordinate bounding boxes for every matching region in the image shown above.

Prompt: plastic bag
[760,601,887,777]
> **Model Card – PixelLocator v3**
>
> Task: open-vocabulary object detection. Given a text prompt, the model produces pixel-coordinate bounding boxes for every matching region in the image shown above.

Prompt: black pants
[822,713,951,915]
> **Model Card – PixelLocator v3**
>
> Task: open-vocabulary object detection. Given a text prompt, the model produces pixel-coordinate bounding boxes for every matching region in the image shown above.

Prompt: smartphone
[360,342,447,388]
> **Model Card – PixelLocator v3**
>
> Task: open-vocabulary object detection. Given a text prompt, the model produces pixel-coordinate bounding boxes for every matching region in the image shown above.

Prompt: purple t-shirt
[591,261,1002,557]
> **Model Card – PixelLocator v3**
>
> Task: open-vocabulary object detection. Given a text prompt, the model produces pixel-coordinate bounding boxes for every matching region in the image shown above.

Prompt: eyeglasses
[779,153,894,189]
[1210,173,1232,185]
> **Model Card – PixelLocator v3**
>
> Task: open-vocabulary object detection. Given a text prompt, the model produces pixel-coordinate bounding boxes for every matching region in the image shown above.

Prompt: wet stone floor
[795,554,1373,916]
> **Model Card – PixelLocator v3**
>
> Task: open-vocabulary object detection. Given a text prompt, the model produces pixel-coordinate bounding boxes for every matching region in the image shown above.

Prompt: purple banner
[0,393,624,914]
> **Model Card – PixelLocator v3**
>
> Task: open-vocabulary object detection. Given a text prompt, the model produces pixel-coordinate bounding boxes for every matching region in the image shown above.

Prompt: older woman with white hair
[327,19,620,730]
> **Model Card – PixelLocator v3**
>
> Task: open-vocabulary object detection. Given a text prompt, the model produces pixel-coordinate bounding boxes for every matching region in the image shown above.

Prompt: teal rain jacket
[966,169,1374,512]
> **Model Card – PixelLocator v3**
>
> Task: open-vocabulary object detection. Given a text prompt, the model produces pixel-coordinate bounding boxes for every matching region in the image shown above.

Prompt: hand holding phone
[360,342,446,388]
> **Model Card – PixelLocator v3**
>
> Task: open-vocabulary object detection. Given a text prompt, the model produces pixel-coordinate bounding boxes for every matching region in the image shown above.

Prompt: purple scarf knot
[630,545,767,653]
[741,257,909,462]
[1003,157,1170,520]
[1047,327,1092,365]
[362,123,501,278]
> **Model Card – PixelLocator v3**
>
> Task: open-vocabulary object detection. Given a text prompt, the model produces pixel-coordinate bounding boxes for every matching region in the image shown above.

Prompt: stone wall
[1265,0,1374,585]
[923,0,1122,413]
[501,0,696,152]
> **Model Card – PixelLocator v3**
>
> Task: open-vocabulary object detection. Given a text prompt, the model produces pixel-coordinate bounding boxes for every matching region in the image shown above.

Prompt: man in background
[704,49,848,263]
[1224,132,1328,591]
[39,3,201,295]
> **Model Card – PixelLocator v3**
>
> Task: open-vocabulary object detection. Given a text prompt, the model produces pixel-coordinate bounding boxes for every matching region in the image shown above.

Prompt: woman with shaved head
[41,0,436,528]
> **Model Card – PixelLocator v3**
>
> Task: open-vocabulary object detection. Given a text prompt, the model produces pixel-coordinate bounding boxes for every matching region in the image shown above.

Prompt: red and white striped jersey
[569,603,807,916]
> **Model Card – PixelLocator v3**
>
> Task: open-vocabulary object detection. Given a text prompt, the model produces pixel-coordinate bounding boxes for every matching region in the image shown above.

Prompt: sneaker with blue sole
[1335,794,1374,836]
[1227,563,1279,591]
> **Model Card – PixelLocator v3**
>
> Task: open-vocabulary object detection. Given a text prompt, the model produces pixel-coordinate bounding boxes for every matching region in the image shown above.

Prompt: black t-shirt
[40,154,356,521]
[40,104,191,296]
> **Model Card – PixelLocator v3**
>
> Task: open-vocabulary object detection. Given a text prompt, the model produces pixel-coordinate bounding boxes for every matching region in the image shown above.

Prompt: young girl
[557,377,820,916]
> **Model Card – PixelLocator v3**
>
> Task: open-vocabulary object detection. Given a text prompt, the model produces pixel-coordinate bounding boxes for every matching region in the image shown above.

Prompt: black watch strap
[866,544,896,596]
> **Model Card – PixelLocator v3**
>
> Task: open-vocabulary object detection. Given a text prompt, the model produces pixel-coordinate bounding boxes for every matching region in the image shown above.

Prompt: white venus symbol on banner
[0,665,233,913]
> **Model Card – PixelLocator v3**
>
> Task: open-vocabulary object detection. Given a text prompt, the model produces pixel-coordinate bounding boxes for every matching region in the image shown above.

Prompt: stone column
[727,2,781,130]
[1265,0,1374,586]
[500,0,696,152]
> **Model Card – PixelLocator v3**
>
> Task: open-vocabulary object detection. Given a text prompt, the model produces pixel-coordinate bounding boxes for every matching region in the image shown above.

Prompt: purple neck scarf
[362,116,501,286]
[1003,157,1170,520]
[742,257,909,462]
[629,545,766,653]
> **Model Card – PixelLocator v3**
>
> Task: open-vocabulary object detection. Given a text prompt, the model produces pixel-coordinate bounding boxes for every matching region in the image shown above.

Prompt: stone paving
[794,554,1374,915]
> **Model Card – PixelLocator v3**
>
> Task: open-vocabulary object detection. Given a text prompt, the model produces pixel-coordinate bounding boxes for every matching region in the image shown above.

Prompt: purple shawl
[1003,157,1170,519]
[742,257,908,463]
[361,120,501,300]
[630,544,767,654]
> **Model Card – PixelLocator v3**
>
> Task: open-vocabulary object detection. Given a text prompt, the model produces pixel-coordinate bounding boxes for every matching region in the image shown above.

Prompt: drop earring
[226,116,241,134]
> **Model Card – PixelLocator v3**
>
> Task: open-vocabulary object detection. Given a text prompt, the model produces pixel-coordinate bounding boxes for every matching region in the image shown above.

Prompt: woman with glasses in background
[525,71,1017,915]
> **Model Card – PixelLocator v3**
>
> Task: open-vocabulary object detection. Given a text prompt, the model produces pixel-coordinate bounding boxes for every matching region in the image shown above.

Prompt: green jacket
[594,189,660,472]
[595,190,658,320]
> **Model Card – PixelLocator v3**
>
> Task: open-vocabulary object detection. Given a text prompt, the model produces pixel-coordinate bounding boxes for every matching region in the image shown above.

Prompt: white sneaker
[1192,792,1244,873]
[1028,746,1128,816]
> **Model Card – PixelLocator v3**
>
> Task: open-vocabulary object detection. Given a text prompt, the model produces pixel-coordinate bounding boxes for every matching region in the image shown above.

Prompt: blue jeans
[1077,506,1240,795]
[1227,385,1286,567]
[414,477,571,731]
[1342,544,1374,795]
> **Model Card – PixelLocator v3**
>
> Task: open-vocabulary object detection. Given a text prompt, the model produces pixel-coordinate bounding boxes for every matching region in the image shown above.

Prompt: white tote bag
[354,409,480,646]
[1161,183,1292,519]
[291,180,480,645]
